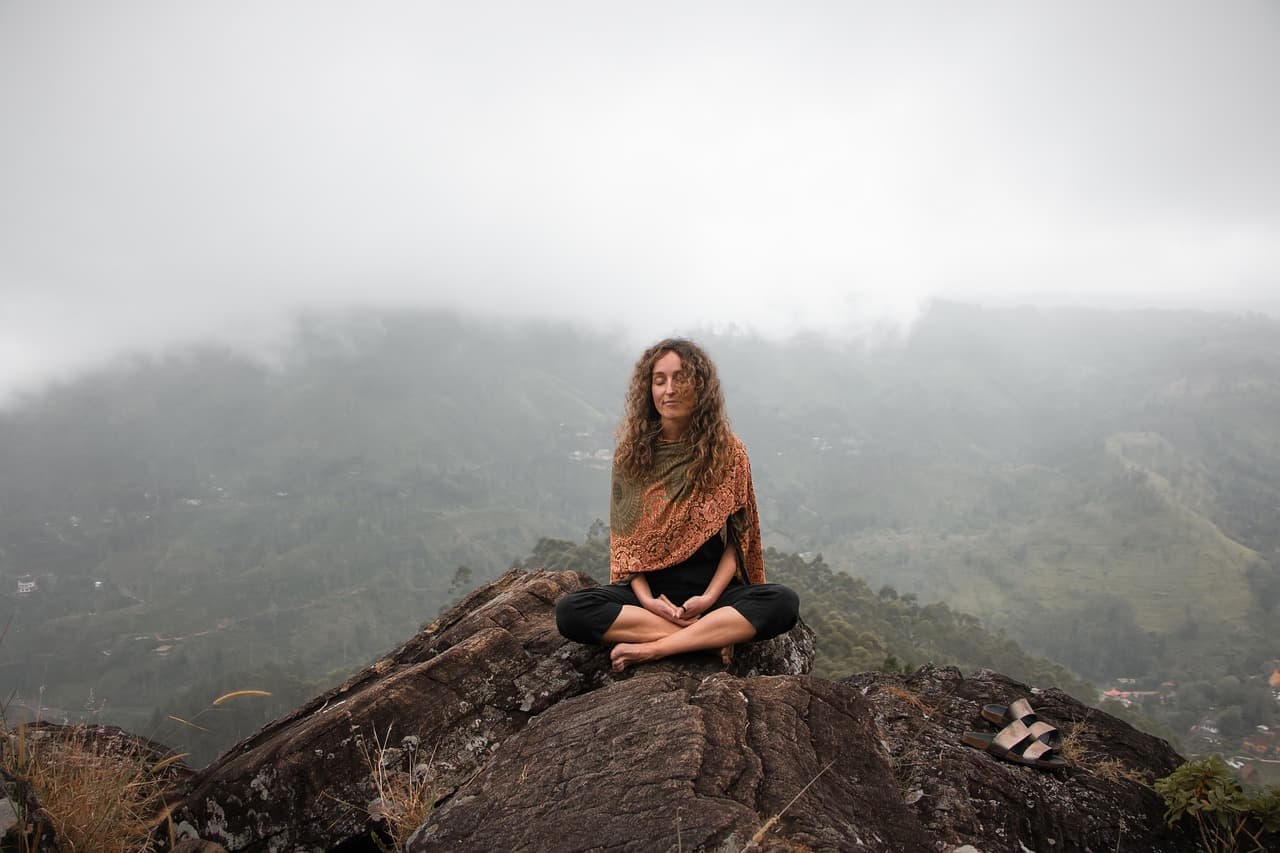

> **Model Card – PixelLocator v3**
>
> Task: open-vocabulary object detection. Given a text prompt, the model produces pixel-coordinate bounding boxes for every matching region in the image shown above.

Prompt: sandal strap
[991,720,1034,757]
[1020,739,1058,763]
[1008,697,1036,722]
[1027,720,1059,741]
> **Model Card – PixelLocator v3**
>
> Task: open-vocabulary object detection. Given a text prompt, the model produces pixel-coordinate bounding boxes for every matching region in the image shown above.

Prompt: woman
[556,338,799,672]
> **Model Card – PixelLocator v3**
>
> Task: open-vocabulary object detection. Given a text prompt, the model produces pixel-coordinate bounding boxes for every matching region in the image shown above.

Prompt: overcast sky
[2,1,1278,402]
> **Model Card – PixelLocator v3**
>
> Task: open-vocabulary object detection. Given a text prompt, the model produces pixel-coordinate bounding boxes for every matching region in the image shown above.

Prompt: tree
[448,565,474,598]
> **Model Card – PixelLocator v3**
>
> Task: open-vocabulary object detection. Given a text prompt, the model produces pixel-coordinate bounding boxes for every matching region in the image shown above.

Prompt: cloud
[1,1,1277,402]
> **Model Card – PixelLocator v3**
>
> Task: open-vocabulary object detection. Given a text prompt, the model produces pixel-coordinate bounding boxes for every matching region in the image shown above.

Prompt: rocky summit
[145,569,1199,851]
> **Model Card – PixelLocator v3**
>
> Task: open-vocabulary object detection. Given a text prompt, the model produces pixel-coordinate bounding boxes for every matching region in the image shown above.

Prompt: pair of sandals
[962,697,1067,770]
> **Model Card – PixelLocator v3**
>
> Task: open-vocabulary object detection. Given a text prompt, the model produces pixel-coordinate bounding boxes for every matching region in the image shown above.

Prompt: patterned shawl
[609,434,765,585]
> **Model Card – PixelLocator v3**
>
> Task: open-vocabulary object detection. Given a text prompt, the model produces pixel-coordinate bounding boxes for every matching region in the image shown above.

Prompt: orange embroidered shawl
[609,434,765,585]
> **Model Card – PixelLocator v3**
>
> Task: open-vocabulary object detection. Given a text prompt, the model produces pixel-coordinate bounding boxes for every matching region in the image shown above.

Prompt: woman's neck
[659,419,690,442]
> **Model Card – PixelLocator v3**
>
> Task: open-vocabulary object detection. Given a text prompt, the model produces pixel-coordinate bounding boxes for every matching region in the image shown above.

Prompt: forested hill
[1,305,1278,761]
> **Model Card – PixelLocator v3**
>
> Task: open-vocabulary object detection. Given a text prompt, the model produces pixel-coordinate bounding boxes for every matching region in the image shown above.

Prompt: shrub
[1154,755,1280,852]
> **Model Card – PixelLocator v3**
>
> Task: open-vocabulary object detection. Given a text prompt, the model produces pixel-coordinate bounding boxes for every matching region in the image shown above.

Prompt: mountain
[1,304,1278,757]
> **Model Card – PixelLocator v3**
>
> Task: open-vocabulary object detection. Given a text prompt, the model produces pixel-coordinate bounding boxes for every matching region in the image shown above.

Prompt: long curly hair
[614,338,734,493]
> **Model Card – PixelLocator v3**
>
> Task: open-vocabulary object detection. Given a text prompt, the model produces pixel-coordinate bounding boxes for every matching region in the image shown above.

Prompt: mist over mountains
[2,303,1278,762]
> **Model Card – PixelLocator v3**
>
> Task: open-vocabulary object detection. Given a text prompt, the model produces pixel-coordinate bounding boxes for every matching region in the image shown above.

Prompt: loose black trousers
[555,535,799,644]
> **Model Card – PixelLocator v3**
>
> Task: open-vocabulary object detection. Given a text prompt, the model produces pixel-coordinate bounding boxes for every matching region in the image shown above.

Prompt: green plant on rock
[1154,756,1280,852]
[1250,785,1280,835]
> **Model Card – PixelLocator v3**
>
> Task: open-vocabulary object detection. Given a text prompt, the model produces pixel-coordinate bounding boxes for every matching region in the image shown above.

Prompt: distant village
[1100,665,1280,783]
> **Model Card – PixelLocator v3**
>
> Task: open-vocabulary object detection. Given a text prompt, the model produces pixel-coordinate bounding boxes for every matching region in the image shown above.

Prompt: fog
[2,1,1278,402]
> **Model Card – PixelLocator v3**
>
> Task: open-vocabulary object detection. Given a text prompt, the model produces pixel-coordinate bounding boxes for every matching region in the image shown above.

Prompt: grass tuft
[1,723,181,852]
[357,724,437,850]
[1057,718,1089,765]
[881,684,936,718]
[1057,717,1149,784]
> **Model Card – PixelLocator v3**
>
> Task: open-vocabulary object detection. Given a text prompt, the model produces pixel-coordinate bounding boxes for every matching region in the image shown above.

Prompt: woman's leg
[610,605,756,671]
[601,605,684,643]
[714,583,800,641]
[557,586,686,644]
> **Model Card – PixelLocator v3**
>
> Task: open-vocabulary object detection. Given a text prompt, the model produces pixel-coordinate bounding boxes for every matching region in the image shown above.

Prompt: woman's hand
[640,593,699,627]
[676,593,716,621]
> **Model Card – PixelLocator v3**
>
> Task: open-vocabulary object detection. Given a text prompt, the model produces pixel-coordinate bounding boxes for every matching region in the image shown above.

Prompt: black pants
[555,538,799,644]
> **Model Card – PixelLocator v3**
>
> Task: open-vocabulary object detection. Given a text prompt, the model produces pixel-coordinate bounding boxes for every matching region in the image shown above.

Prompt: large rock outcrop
[407,672,934,852]
[846,665,1197,852]
[164,569,1201,852]
[166,569,815,850]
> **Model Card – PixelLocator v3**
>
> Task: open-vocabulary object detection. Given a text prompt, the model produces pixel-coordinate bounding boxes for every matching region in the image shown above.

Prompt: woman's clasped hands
[639,591,716,627]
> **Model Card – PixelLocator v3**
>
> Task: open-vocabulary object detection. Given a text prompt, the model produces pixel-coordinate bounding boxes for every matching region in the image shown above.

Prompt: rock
[166,569,814,850]
[0,764,58,853]
[170,840,229,853]
[0,797,17,836]
[843,664,1198,852]
[407,672,934,852]
[0,770,57,853]
[163,569,1198,851]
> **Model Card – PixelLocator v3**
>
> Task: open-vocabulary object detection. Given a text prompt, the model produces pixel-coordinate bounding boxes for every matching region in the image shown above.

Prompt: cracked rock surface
[845,665,1198,852]
[165,569,815,850]
[409,672,932,852]
[165,570,1198,852]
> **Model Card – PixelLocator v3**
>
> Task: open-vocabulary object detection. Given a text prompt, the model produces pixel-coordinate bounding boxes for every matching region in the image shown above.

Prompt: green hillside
[2,305,1278,761]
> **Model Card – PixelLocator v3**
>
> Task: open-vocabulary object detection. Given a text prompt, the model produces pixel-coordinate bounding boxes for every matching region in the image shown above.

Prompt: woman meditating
[556,338,799,672]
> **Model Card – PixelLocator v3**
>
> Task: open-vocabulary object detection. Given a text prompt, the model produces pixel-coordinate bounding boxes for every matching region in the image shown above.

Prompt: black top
[631,533,728,599]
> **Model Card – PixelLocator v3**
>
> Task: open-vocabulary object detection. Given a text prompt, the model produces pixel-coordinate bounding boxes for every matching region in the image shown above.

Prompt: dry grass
[1088,756,1149,785]
[1,723,180,852]
[1056,717,1149,785]
[358,724,437,851]
[881,684,937,718]
[1057,718,1090,764]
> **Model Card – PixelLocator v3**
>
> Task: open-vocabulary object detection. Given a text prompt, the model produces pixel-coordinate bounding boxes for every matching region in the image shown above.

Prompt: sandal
[981,697,1061,747]
[962,719,1067,769]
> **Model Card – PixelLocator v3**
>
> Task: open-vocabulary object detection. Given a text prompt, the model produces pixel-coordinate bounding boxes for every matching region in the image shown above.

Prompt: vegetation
[354,723,437,851]
[1155,756,1280,852]
[2,305,1279,763]
[0,721,178,852]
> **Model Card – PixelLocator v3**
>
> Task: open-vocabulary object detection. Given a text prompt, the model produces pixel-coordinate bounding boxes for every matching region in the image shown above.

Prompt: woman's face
[651,350,696,432]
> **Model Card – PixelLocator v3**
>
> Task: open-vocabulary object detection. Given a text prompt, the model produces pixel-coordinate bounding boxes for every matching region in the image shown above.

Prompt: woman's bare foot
[720,644,734,667]
[610,642,661,672]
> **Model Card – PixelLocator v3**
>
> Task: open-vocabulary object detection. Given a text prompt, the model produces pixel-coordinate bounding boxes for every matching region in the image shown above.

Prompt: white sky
[2,1,1278,402]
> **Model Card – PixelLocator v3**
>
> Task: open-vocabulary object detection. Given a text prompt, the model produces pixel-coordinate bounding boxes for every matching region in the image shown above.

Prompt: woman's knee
[776,585,800,625]
[760,584,799,638]
[555,593,582,640]
[556,591,605,644]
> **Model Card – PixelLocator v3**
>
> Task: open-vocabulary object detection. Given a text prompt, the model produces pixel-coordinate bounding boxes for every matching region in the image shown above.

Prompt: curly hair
[614,338,735,493]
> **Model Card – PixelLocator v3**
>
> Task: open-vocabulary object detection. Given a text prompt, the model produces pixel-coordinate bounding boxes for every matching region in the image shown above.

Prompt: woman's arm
[677,541,738,620]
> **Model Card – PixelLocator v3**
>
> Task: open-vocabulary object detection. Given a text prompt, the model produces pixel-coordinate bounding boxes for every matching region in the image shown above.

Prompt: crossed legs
[556,582,798,673]
[603,604,756,672]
